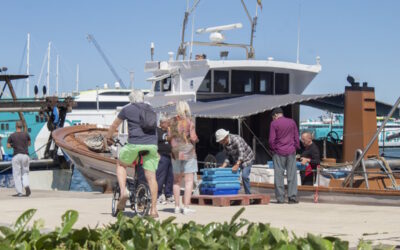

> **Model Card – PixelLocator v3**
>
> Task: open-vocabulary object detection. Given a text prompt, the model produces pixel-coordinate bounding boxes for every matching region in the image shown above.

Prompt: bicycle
[110,139,152,217]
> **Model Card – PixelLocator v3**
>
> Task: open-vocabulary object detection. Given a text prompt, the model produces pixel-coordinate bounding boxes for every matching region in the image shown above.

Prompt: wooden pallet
[191,194,270,207]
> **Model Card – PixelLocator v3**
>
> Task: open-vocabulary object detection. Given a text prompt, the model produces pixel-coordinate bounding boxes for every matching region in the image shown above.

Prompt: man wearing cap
[216,129,254,194]
[269,108,300,204]
[7,121,31,197]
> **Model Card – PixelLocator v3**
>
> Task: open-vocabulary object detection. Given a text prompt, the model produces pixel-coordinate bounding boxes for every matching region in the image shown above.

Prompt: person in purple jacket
[269,108,300,204]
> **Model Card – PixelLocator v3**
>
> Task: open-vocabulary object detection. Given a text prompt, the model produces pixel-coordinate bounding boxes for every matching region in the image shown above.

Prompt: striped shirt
[223,134,254,167]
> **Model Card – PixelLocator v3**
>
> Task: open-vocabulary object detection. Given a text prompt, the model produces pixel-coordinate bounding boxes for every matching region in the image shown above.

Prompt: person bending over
[216,129,254,194]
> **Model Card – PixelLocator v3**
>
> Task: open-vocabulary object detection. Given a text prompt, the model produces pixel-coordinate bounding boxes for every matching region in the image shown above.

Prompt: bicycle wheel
[133,182,151,216]
[111,184,121,217]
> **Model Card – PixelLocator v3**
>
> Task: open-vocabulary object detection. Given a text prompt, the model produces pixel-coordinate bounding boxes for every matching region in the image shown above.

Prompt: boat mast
[56,54,59,95]
[26,33,30,97]
[46,41,51,95]
[76,64,79,92]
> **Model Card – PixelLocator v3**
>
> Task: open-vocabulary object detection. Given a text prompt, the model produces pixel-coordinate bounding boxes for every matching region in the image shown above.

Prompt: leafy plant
[0,208,393,249]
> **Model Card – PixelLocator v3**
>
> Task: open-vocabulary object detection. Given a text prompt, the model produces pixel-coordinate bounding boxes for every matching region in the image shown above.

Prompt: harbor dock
[0,188,399,247]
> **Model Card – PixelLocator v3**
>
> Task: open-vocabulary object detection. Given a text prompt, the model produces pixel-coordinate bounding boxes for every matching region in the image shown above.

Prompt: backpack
[134,103,157,134]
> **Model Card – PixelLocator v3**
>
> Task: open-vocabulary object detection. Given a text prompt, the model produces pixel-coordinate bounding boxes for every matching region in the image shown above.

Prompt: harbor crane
[87,34,126,88]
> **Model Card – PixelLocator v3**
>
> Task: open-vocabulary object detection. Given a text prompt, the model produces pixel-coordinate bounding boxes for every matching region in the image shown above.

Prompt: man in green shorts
[106,90,159,218]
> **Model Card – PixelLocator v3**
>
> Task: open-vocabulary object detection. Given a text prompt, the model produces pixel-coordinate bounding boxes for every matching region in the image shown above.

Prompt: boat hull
[54,125,400,205]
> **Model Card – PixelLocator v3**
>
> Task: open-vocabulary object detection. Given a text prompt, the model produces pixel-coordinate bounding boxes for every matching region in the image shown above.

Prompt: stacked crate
[200,168,241,195]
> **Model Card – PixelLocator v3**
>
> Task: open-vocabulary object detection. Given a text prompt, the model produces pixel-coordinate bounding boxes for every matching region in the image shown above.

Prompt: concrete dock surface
[0,188,399,247]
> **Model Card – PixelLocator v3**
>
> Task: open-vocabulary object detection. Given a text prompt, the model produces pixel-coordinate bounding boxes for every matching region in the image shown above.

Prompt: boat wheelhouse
[145,58,321,102]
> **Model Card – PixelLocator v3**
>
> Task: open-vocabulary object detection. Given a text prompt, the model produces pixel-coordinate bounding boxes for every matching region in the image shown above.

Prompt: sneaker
[165,196,174,204]
[157,196,167,205]
[25,186,31,197]
[182,207,196,215]
[174,207,181,214]
[12,193,23,197]
[288,198,299,204]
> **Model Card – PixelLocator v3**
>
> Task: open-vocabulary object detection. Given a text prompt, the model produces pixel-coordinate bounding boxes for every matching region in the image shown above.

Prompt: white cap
[215,129,229,143]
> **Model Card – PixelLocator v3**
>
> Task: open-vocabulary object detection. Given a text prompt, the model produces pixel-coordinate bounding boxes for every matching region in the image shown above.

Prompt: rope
[242,120,273,157]
[0,166,11,174]
[29,142,49,157]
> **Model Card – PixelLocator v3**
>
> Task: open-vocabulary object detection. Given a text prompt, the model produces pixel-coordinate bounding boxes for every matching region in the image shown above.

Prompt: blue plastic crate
[201,182,241,189]
[201,168,240,177]
[200,187,240,195]
[202,176,239,182]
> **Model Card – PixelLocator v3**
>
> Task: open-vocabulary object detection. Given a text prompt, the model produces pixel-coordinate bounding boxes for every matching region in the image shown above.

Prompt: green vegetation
[0,208,394,249]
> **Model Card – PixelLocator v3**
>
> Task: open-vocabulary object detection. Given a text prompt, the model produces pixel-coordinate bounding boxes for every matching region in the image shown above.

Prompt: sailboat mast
[76,64,79,92]
[46,41,51,94]
[56,55,59,95]
[26,33,30,97]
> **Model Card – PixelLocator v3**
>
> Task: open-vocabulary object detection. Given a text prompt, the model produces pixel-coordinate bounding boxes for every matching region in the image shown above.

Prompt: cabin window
[213,70,229,93]
[257,72,273,94]
[36,115,39,122]
[155,77,172,92]
[231,70,255,94]
[275,73,289,94]
[154,81,161,92]
[198,71,211,92]
[28,128,31,133]
[0,124,3,130]
[6,124,9,130]
[162,77,171,92]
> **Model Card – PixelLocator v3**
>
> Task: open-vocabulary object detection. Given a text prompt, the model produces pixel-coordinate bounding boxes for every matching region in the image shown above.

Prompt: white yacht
[140,1,323,163]
[64,84,149,127]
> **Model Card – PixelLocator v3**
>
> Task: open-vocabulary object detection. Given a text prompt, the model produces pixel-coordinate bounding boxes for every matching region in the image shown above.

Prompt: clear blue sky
[1,0,399,119]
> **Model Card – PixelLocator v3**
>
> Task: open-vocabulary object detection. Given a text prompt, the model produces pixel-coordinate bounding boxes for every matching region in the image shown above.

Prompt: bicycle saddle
[138,150,149,157]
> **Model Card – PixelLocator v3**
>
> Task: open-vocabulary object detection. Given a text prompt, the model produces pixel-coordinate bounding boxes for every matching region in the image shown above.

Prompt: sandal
[117,192,129,211]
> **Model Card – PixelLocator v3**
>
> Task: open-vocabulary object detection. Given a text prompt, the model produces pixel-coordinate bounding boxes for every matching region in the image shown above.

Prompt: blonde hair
[128,90,144,103]
[176,101,191,118]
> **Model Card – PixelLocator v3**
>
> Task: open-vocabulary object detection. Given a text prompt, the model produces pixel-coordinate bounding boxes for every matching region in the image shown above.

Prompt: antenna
[296,0,302,64]
[196,23,243,43]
